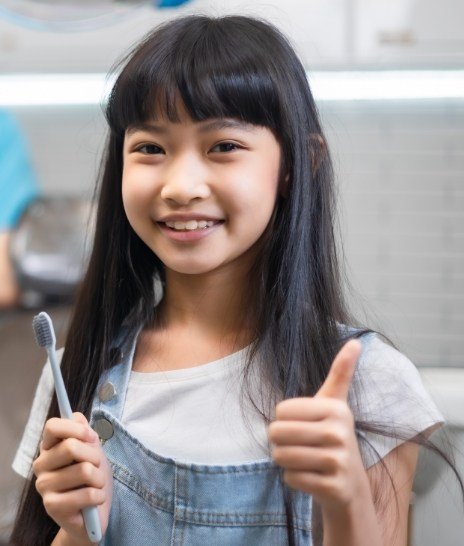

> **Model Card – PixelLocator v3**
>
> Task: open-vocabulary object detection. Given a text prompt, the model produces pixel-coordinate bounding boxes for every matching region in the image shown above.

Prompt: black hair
[11,14,463,546]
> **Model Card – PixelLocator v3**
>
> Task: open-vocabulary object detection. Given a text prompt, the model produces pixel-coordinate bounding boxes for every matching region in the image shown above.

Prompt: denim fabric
[90,333,312,545]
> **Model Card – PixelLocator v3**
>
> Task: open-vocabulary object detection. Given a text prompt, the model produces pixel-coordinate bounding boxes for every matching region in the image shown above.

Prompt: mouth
[160,219,224,232]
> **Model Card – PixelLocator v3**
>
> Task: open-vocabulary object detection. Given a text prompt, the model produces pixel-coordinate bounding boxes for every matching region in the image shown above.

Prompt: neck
[159,263,254,347]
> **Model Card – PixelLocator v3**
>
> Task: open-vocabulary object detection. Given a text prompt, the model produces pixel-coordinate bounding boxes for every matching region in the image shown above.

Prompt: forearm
[321,482,383,546]
[0,232,20,308]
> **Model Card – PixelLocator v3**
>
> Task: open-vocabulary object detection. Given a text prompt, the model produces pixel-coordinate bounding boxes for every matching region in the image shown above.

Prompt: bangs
[106,16,283,134]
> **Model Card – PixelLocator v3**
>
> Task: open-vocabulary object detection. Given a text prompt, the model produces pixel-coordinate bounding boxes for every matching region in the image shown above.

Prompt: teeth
[165,220,215,231]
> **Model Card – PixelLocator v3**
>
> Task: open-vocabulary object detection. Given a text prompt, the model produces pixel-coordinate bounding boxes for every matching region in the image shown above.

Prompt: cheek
[121,167,152,216]
[233,163,279,217]
[121,179,150,239]
[121,177,136,224]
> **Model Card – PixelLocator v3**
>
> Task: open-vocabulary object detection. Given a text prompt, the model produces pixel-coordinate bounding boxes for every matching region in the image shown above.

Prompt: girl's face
[122,102,282,279]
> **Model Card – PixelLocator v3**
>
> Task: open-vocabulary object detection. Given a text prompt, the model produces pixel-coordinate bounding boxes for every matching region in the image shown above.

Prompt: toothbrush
[32,311,102,544]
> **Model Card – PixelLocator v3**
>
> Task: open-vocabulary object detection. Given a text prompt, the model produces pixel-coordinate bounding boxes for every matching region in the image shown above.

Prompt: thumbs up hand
[268,340,369,510]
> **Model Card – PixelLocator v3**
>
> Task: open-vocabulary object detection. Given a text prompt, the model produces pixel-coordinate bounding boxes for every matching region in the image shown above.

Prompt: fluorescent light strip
[309,70,464,101]
[0,71,463,106]
[0,73,114,106]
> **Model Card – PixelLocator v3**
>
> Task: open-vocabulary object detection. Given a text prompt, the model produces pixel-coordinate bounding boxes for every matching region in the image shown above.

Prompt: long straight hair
[11,15,462,545]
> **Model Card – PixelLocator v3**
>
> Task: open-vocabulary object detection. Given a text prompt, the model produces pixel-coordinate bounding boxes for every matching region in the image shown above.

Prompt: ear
[309,133,326,174]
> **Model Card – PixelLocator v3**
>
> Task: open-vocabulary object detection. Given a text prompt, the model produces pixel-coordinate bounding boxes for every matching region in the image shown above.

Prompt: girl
[11,14,453,546]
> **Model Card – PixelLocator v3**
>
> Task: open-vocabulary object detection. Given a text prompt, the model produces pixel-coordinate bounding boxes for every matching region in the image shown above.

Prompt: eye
[210,142,242,153]
[135,143,164,155]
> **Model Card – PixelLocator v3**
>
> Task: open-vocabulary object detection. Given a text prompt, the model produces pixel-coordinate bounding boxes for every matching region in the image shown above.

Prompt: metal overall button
[99,381,117,402]
[93,418,114,445]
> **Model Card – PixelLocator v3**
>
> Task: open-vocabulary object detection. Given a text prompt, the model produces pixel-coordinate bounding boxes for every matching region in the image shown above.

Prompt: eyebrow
[126,118,257,136]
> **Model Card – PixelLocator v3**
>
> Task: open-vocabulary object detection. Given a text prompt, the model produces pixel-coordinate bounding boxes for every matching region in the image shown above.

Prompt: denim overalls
[90,331,313,545]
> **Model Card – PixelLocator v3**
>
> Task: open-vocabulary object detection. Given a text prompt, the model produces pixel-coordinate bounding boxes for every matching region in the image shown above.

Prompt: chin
[163,260,223,276]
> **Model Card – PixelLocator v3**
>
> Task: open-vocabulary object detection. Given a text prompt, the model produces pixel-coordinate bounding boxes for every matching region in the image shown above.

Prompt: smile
[165,220,218,231]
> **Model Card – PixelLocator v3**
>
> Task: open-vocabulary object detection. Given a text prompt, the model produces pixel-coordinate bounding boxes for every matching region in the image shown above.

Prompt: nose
[160,154,211,205]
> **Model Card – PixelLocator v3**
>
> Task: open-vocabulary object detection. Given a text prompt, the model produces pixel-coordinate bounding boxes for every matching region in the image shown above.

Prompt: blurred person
[0,109,40,308]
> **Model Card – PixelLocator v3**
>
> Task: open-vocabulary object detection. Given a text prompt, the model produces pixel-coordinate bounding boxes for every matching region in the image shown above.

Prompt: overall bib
[90,332,313,545]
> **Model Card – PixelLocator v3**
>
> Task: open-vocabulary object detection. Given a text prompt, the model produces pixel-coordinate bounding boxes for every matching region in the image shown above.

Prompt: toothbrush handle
[82,506,103,543]
[48,347,73,419]
[47,347,103,543]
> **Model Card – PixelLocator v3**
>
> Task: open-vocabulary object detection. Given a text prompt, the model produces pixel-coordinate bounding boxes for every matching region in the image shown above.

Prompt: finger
[316,340,361,401]
[34,438,102,475]
[283,469,333,497]
[275,397,349,422]
[272,445,340,473]
[42,487,106,520]
[268,420,348,447]
[35,461,105,496]
[41,413,97,451]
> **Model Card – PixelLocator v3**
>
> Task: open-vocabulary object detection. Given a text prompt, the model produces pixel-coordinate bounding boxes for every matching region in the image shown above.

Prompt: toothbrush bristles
[32,313,55,348]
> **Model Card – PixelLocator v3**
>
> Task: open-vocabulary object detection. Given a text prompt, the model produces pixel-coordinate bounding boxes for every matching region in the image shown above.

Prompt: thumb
[316,339,361,401]
[72,412,98,443]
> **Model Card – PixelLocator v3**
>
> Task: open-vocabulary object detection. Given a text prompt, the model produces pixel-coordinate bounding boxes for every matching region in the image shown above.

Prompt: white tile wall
[321,99,464,367]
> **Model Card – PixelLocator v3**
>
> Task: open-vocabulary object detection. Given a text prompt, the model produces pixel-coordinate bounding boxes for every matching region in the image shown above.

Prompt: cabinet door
[355,0,464,67]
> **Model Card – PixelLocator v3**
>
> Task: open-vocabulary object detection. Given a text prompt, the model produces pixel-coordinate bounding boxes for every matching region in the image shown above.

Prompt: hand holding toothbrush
[31,312,112,545]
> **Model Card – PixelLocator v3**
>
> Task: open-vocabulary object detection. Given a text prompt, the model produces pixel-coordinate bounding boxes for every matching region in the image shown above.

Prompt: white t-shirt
[12,335,443,479]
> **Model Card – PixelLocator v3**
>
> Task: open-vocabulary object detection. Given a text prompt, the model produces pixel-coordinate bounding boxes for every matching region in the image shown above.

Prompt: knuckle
[275,401,286,419]
[283,470,296,487]
[34,475,45,495]
[80,462,95,483]
[45,417,60,432]
[32,457,41,475]
[336,451,350,472]
[326,450,348,472]
[87,488,104,505]
[323,451,342,471]
[284,470,306,492]
[42,492,59,515]
[73,411,85,420]
[328,425,350,445]
[267,422,279,442]
[271,446,284,465]
[62,437,79,458]
[326,478,343,500]
[330,400,351,420]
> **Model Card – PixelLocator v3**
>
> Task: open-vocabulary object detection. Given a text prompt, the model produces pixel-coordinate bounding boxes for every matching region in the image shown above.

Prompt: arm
[0,231,20,308]
[366,441,419,545]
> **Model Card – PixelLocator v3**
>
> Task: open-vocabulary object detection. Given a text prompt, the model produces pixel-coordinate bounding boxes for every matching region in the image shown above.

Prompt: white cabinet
[355,0,464,67]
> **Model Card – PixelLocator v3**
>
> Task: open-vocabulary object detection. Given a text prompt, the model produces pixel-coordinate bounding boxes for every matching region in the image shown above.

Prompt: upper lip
[157,214,224,222]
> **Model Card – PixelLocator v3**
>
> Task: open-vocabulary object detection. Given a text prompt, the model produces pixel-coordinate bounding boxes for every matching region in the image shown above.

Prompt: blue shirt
[0,110,39,230]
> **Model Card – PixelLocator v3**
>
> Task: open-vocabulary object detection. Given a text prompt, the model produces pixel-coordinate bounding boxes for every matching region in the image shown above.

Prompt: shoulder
[351,333,443,428]
[357,333,421,385]
[348,334,444,467]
